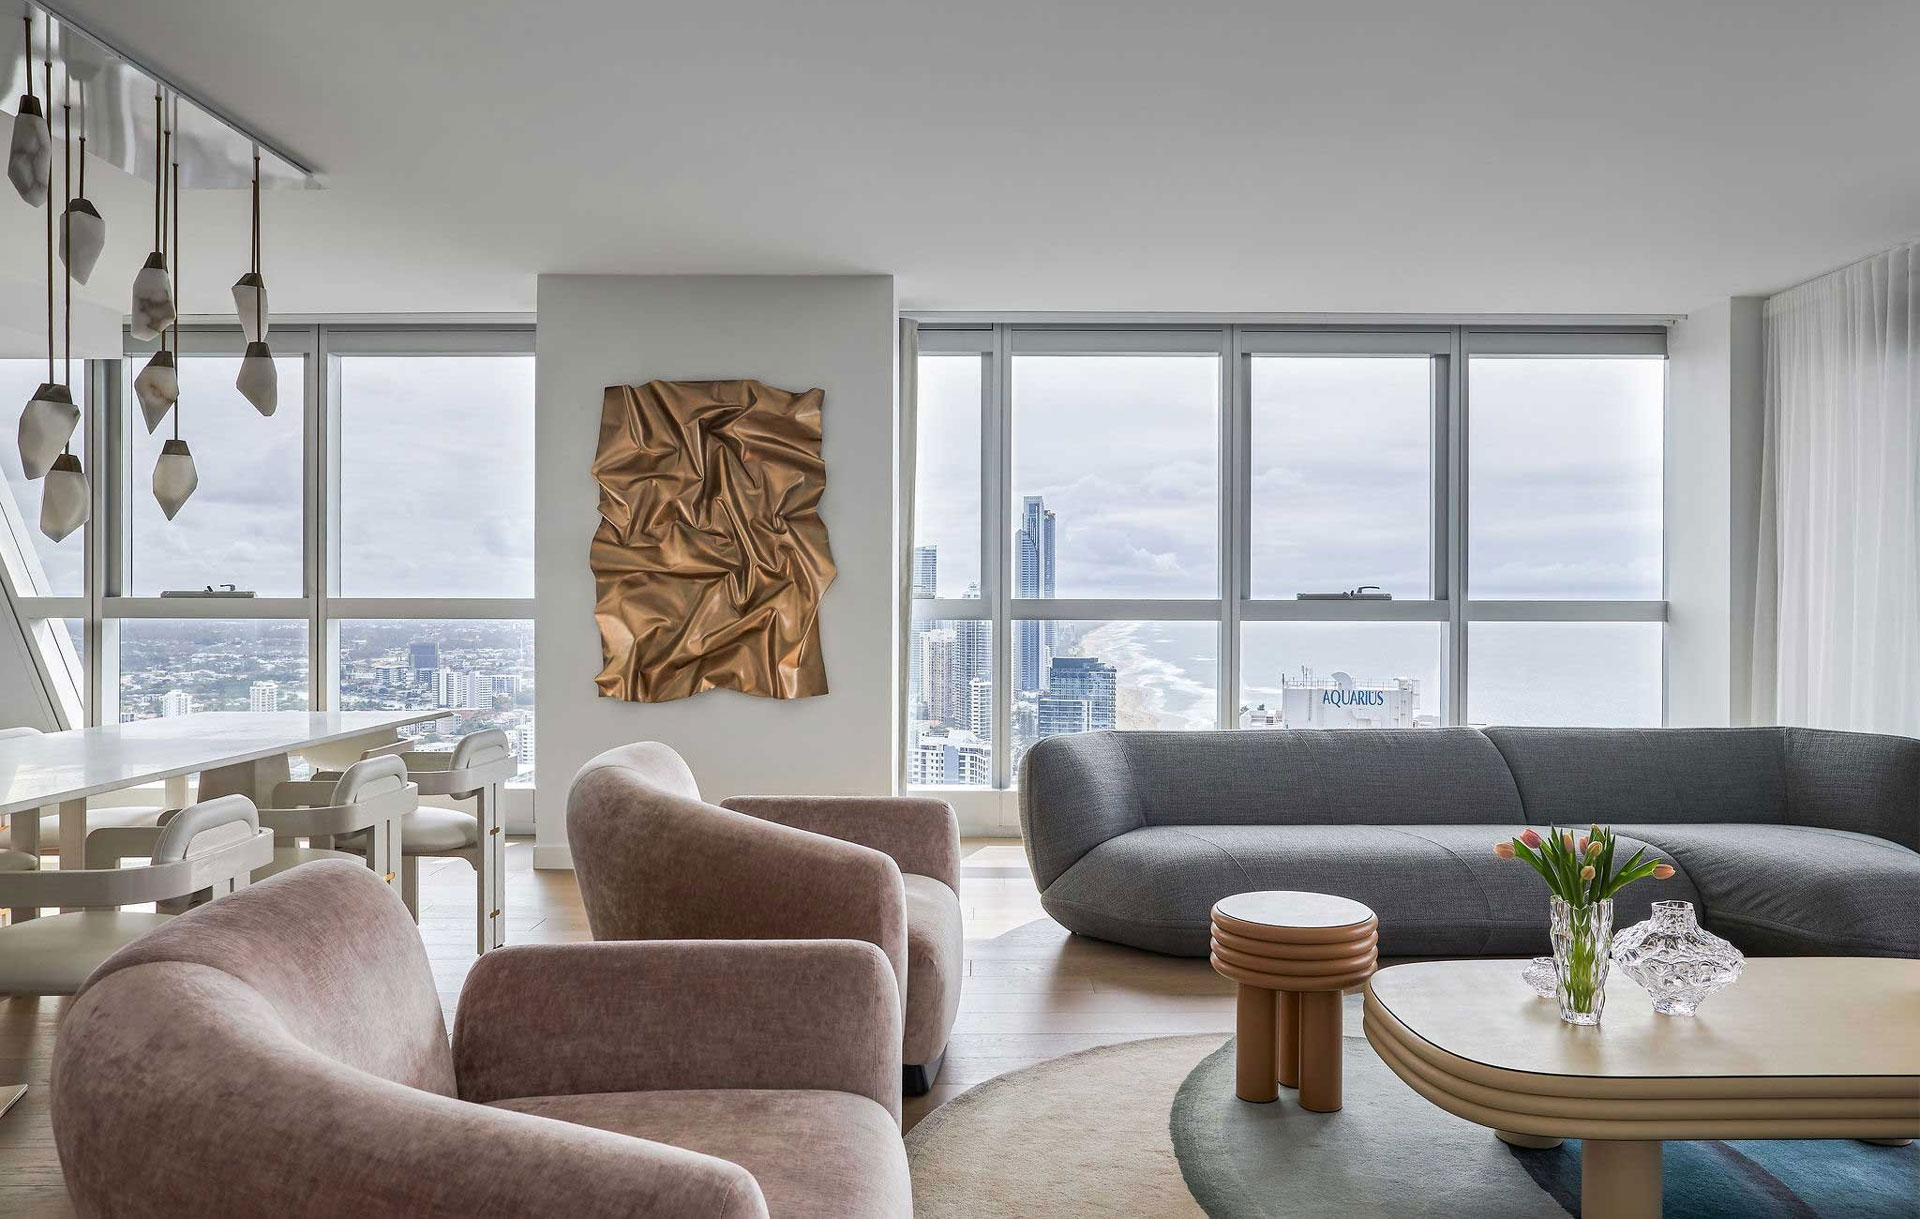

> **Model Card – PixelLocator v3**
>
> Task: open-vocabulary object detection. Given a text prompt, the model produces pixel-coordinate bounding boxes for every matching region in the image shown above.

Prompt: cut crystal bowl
[1611,899,1744,1016]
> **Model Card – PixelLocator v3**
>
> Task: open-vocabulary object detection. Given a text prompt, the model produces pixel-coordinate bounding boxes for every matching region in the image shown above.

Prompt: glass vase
[1611,899,1744,1016]
[1549,896,1613,1026]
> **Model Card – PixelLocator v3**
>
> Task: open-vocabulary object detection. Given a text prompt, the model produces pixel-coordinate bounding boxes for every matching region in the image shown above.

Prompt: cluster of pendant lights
[8,8,274,539]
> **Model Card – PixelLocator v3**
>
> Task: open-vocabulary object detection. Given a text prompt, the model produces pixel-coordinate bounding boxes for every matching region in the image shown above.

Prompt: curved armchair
[568,742,963,1094]
[53,861,910,1218]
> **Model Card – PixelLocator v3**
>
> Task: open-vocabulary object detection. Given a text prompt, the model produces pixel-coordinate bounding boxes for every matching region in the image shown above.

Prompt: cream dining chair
[237,754,417,888]
[0,794,273,997]
[323,730,515,952]
[0,725,168,924]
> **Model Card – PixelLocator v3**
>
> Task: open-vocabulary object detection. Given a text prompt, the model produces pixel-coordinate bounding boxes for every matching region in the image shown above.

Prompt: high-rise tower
[1014,496,1056,692]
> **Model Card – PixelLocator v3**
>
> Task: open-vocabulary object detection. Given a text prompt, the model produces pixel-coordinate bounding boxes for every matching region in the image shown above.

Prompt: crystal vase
[1549,897,1613,1025]
[1611,899,1744,1016]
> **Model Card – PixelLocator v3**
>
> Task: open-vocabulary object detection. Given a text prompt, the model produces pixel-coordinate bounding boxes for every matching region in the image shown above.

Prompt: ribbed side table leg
[1235,984,1278,1103]
[1276,990,1301,1089]
[1298,990,1343,1112]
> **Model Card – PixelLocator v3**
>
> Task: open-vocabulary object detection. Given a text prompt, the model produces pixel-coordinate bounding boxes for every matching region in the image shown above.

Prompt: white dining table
[0,711,447,862]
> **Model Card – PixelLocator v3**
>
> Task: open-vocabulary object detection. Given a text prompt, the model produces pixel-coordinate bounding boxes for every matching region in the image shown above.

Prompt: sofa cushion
[1040,824,1697,957]
[902,873,962,1066]
[1618,824,1920,957]
[1784,728,1920,851]
[1483,727,1790,828]
[490,1088,911,1219]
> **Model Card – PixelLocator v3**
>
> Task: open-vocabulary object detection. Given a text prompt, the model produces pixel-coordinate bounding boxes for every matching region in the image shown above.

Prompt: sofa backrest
[67,860,456,1095]
[1482,727,1791,828]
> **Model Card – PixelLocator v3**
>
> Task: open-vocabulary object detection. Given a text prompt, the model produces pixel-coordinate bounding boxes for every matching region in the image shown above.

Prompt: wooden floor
[0,839,1236,1213]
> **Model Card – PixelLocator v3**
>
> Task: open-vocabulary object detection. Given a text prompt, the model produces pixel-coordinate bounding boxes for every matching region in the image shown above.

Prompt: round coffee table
[1210,891,1379,1110]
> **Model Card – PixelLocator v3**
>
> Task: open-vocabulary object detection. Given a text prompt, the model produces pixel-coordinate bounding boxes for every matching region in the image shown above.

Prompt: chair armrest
[720,795,961,894]
[56,963,770,1219]
[453,939,902,1121]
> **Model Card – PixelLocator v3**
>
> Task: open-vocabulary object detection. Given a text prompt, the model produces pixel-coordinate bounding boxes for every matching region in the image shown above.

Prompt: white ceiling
[31,0,1920,318]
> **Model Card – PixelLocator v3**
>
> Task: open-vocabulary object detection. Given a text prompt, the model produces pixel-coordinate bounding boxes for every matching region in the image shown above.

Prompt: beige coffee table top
[1364,957,1920,1141]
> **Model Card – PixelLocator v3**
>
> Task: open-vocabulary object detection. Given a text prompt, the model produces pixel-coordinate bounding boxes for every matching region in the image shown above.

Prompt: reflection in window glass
[127,356,305,596]
[912,355,983,601]
[1012,620,1217,773]
[1469,357,1664,599]
[1251,357,1432,599]
[118,619,309,720]
[905,617,991,787]
[1239,622,1444,729]
[0,359,84,595]
[338,356,535,597]
[336,619,535,779]
[1468,622,1662,727]
[1012,355,1218,599]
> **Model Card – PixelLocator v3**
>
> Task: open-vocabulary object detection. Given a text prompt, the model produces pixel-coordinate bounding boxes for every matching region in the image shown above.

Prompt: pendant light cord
[41,41,51,385]
[251,149,262,335]
[170,95,180,443]
[21,14,34,105]
[76,79,84,196]
[61,80,69,392]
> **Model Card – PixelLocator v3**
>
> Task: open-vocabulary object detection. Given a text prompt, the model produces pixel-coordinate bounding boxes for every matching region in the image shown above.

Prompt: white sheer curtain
[895,319,919,792]
[1756,243,1918,735]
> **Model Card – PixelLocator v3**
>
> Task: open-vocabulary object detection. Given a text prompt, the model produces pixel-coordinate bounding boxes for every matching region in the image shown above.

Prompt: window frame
[908,322,1668,795]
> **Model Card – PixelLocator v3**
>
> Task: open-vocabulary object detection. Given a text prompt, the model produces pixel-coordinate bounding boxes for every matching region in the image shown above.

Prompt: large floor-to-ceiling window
[0,326,536,787]
[908,325,1666,793]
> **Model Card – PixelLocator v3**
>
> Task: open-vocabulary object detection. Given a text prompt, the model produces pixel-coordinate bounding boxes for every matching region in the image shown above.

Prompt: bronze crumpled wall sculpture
[591,379,836,702]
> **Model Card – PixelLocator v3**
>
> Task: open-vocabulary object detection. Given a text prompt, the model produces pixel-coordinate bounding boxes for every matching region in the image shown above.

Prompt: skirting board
[532,844,574,871]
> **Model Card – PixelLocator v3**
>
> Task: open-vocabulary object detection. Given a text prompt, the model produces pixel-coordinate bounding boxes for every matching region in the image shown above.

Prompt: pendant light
[39,77,86,542]
[129,90,174,342]
[6,13,49,207]
[232,148,269,343]
[234,151,276,414]
[18,48,74,482]
[59,74,102,283]
[151,114,194,520]
[134,94,177,428]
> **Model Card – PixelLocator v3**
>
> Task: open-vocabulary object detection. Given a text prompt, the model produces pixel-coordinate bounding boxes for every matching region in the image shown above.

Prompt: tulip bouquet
[1494,825,1675,1024]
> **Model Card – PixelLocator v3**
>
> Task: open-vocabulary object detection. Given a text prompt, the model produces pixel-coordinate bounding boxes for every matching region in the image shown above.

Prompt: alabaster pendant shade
[231,273,269,343]
[129,252,175,342]
[7,95,49,207]
[134,351,179,432]
[151,438,197,520]
[40,452,88,541]
[18,382,78,480]
[235,341,277,416]
[60,199,105,284]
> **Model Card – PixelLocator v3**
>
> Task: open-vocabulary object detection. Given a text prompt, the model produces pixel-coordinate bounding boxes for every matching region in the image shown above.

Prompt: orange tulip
[1580,864,1596,881]
[1494,842,1516,859]
[1562,831,1576,850]
[1652,863,1675,880]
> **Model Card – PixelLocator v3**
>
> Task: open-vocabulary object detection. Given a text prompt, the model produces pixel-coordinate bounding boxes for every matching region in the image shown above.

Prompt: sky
[914,350,1666,731]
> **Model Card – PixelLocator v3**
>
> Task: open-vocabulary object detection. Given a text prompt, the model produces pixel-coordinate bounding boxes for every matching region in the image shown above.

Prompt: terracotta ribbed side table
[1210,891,1379,1111]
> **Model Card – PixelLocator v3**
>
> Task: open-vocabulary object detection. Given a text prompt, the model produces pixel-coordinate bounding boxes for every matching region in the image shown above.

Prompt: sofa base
[905,1047,946,1097]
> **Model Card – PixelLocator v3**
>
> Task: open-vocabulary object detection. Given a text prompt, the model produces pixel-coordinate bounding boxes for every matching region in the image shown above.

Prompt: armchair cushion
[720,795,961,894]
[490,1088,910,1219]
[453,939,903,1121]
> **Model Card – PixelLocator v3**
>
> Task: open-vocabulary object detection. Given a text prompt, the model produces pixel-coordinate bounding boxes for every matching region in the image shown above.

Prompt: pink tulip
[1652,863,1675,880]
[1580,864,1596,881]
[1577,836,1591,853]
[1493,842,1516,859]
[1562,831,1576,850]
[1519,828,1543,849]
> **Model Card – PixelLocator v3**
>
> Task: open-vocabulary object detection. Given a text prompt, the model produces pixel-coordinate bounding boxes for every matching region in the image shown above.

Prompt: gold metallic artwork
[591,379,836,702]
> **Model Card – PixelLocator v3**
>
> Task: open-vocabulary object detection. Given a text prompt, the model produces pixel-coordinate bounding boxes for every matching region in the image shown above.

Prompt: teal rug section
[1170,1037,1918,1218]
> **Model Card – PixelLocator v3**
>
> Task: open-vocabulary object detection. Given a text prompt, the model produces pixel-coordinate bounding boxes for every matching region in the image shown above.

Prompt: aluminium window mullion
[988,327,1013,790]
[1447,328,1469,726]
[1220,331,1245,730]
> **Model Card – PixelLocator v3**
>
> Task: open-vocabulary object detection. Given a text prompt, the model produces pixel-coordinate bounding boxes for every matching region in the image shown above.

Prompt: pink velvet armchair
[52,860,910,1218]
[567,742,964,1094]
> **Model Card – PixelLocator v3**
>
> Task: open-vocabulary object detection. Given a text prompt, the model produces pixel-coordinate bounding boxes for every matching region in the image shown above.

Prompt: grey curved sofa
[1018,726,1920,958]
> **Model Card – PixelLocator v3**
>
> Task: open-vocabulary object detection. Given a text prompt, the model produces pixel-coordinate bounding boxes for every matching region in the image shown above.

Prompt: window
[337,619,535,779]
[337,356,535,597]
[1011,352,1219,599]
[1250,356,1433,599]
[117,619,309,720]
[905,326,1667,793]
[126,354,304,596]
[0,358,85,596]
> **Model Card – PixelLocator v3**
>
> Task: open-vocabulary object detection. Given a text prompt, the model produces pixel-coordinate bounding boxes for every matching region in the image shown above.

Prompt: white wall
[1664,297,1764,726]
[534,275,898,867]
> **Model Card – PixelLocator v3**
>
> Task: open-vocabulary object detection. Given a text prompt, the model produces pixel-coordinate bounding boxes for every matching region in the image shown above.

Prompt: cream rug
[905,1034,1219,1218]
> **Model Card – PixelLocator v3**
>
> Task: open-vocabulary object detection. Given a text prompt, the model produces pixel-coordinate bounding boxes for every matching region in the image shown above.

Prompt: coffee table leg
[1582,1139,1661,1219]
[1235,984,1278,1103]
[1298,990,1343,1112]
[1276,990,1300,1089]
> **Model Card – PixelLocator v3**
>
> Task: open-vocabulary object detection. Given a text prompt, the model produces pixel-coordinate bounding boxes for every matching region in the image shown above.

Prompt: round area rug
[905,1034,1219,1218]
[1171,1039,1920,1218]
